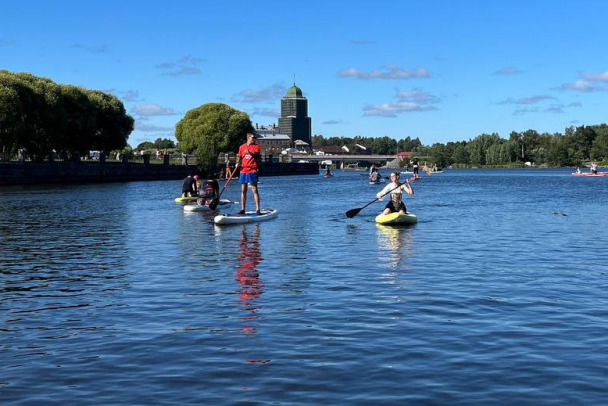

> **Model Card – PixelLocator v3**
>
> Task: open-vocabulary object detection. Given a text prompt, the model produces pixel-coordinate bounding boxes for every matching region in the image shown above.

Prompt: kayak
[375,211,418,225]
[369,179,386,184]
[214,208,279,225]
[571,172,606,177]
[183,199,233,212]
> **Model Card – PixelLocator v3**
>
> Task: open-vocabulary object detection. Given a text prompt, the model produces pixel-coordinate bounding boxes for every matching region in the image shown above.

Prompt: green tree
[175,103,254,174]
[137,141,156,151]
[14,72,66,160]
[86,90,134,152]
[0,80,24,157]
[154,138,175,149]
[59,84,96,155]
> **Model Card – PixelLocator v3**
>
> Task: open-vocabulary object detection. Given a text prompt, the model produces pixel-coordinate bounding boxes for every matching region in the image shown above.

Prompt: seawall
[0,161,319,186]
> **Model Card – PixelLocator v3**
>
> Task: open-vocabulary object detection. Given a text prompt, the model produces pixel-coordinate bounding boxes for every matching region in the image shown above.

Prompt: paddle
[209,164,239,210]
[345,181,408,218]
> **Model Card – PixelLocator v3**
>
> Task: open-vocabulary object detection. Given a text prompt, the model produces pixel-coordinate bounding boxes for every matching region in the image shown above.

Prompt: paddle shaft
[209,164,239,210]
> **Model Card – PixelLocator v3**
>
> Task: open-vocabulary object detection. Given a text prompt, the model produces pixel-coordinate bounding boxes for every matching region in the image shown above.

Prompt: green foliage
[154,138,175,149]
[0,70,133,158]
[313,124,607,168]
[175,103,254,174]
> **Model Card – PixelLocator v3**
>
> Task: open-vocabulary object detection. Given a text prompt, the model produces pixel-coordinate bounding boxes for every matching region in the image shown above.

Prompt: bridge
[287,154,400,163]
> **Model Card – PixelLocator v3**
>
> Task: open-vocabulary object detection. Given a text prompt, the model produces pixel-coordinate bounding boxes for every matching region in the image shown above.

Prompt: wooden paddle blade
[345,208,362,218]
[208,198,219,210]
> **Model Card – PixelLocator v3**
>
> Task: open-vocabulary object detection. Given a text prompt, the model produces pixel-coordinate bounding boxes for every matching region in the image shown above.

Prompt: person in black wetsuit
[181,174,197,197]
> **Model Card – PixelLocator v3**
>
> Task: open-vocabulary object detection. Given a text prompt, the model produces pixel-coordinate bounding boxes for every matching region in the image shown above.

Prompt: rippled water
[1,169,608,405]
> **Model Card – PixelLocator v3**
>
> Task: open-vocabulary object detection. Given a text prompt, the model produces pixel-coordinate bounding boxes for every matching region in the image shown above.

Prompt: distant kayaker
[376,171,414,215]
[325,167,333,177]
[591,162,598,174]
[236,132,262,214]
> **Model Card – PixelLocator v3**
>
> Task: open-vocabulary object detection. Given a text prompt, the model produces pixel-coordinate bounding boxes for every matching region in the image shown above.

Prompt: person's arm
[402,179,414,195]
[250,144,261,160]
[376,184,390,199]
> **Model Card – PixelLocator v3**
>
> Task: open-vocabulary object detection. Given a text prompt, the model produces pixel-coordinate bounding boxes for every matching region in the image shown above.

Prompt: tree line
[2,71,605,170]
[313,125,608,168]
[0,70,133,161]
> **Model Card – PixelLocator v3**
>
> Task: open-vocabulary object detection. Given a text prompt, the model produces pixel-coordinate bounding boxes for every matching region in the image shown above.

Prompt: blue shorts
[239,172,259,184]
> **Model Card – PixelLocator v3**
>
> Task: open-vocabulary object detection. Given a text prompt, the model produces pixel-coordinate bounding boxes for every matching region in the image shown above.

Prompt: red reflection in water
[236,224,263,326]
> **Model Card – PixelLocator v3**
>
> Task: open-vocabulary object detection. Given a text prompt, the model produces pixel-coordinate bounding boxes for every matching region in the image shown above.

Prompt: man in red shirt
[236,132,261,214]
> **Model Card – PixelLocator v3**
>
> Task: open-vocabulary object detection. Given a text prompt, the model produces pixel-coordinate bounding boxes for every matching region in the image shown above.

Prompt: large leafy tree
[154,138,175,149]
[175,103,254,174]
[59,84,96,154]
[86,90,133,151]
[0,80,24,157]
[0,70,133,157]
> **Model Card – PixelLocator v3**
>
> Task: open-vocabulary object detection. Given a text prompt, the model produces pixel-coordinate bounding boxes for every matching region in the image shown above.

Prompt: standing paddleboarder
[236,132,262,215]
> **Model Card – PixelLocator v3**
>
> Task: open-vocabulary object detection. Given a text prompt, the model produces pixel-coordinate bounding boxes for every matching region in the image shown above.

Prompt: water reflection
[236,224,263,334]
[376,224,415,269]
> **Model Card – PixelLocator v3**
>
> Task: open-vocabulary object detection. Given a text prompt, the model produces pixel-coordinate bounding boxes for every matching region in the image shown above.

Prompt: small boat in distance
[342,163,368,172]
[572,171,607,177]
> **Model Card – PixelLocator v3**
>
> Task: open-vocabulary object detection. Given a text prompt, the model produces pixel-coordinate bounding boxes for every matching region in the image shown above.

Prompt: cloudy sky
[1,0,607,147]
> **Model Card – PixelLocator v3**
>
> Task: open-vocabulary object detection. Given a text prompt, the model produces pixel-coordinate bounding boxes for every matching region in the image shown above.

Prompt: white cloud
[156,54,204,77]
[363,88,440,117]
[234,83,285,103]
[363,101,437,117]
[136,123,174,132]
[338,65,429,80]
[395,88,441,105]
[582,71,608,82]
[499,95,555,105]
[131,103,177,116]
[249,107,280,118]
[120,90,140,102]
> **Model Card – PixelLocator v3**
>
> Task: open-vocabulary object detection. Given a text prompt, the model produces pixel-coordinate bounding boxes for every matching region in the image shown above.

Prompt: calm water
[1,169,608,405]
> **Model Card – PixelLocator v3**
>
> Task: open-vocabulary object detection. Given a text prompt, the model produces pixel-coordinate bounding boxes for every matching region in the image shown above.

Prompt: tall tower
[278,82,312,146]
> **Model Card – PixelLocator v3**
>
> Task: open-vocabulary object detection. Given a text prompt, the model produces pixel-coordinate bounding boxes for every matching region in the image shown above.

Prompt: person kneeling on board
[376,171,414,215]
[197,177,220,206]
[182,173,198,197]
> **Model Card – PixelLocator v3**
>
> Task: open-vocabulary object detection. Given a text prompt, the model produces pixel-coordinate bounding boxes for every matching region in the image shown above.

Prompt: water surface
[1,169,607,404]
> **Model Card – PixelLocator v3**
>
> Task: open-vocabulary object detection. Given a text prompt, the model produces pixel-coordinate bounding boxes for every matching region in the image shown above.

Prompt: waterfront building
[253,124,291,155]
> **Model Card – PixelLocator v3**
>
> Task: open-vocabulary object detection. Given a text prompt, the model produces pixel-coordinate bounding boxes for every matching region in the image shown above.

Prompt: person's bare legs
[240,183,248,212]
[250,183,260,212]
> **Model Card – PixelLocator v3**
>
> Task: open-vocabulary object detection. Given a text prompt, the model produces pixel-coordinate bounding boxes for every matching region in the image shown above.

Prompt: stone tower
[278,83,312,146]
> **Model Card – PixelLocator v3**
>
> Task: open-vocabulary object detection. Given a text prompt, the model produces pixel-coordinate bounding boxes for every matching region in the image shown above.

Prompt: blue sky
[2,0,607,147]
